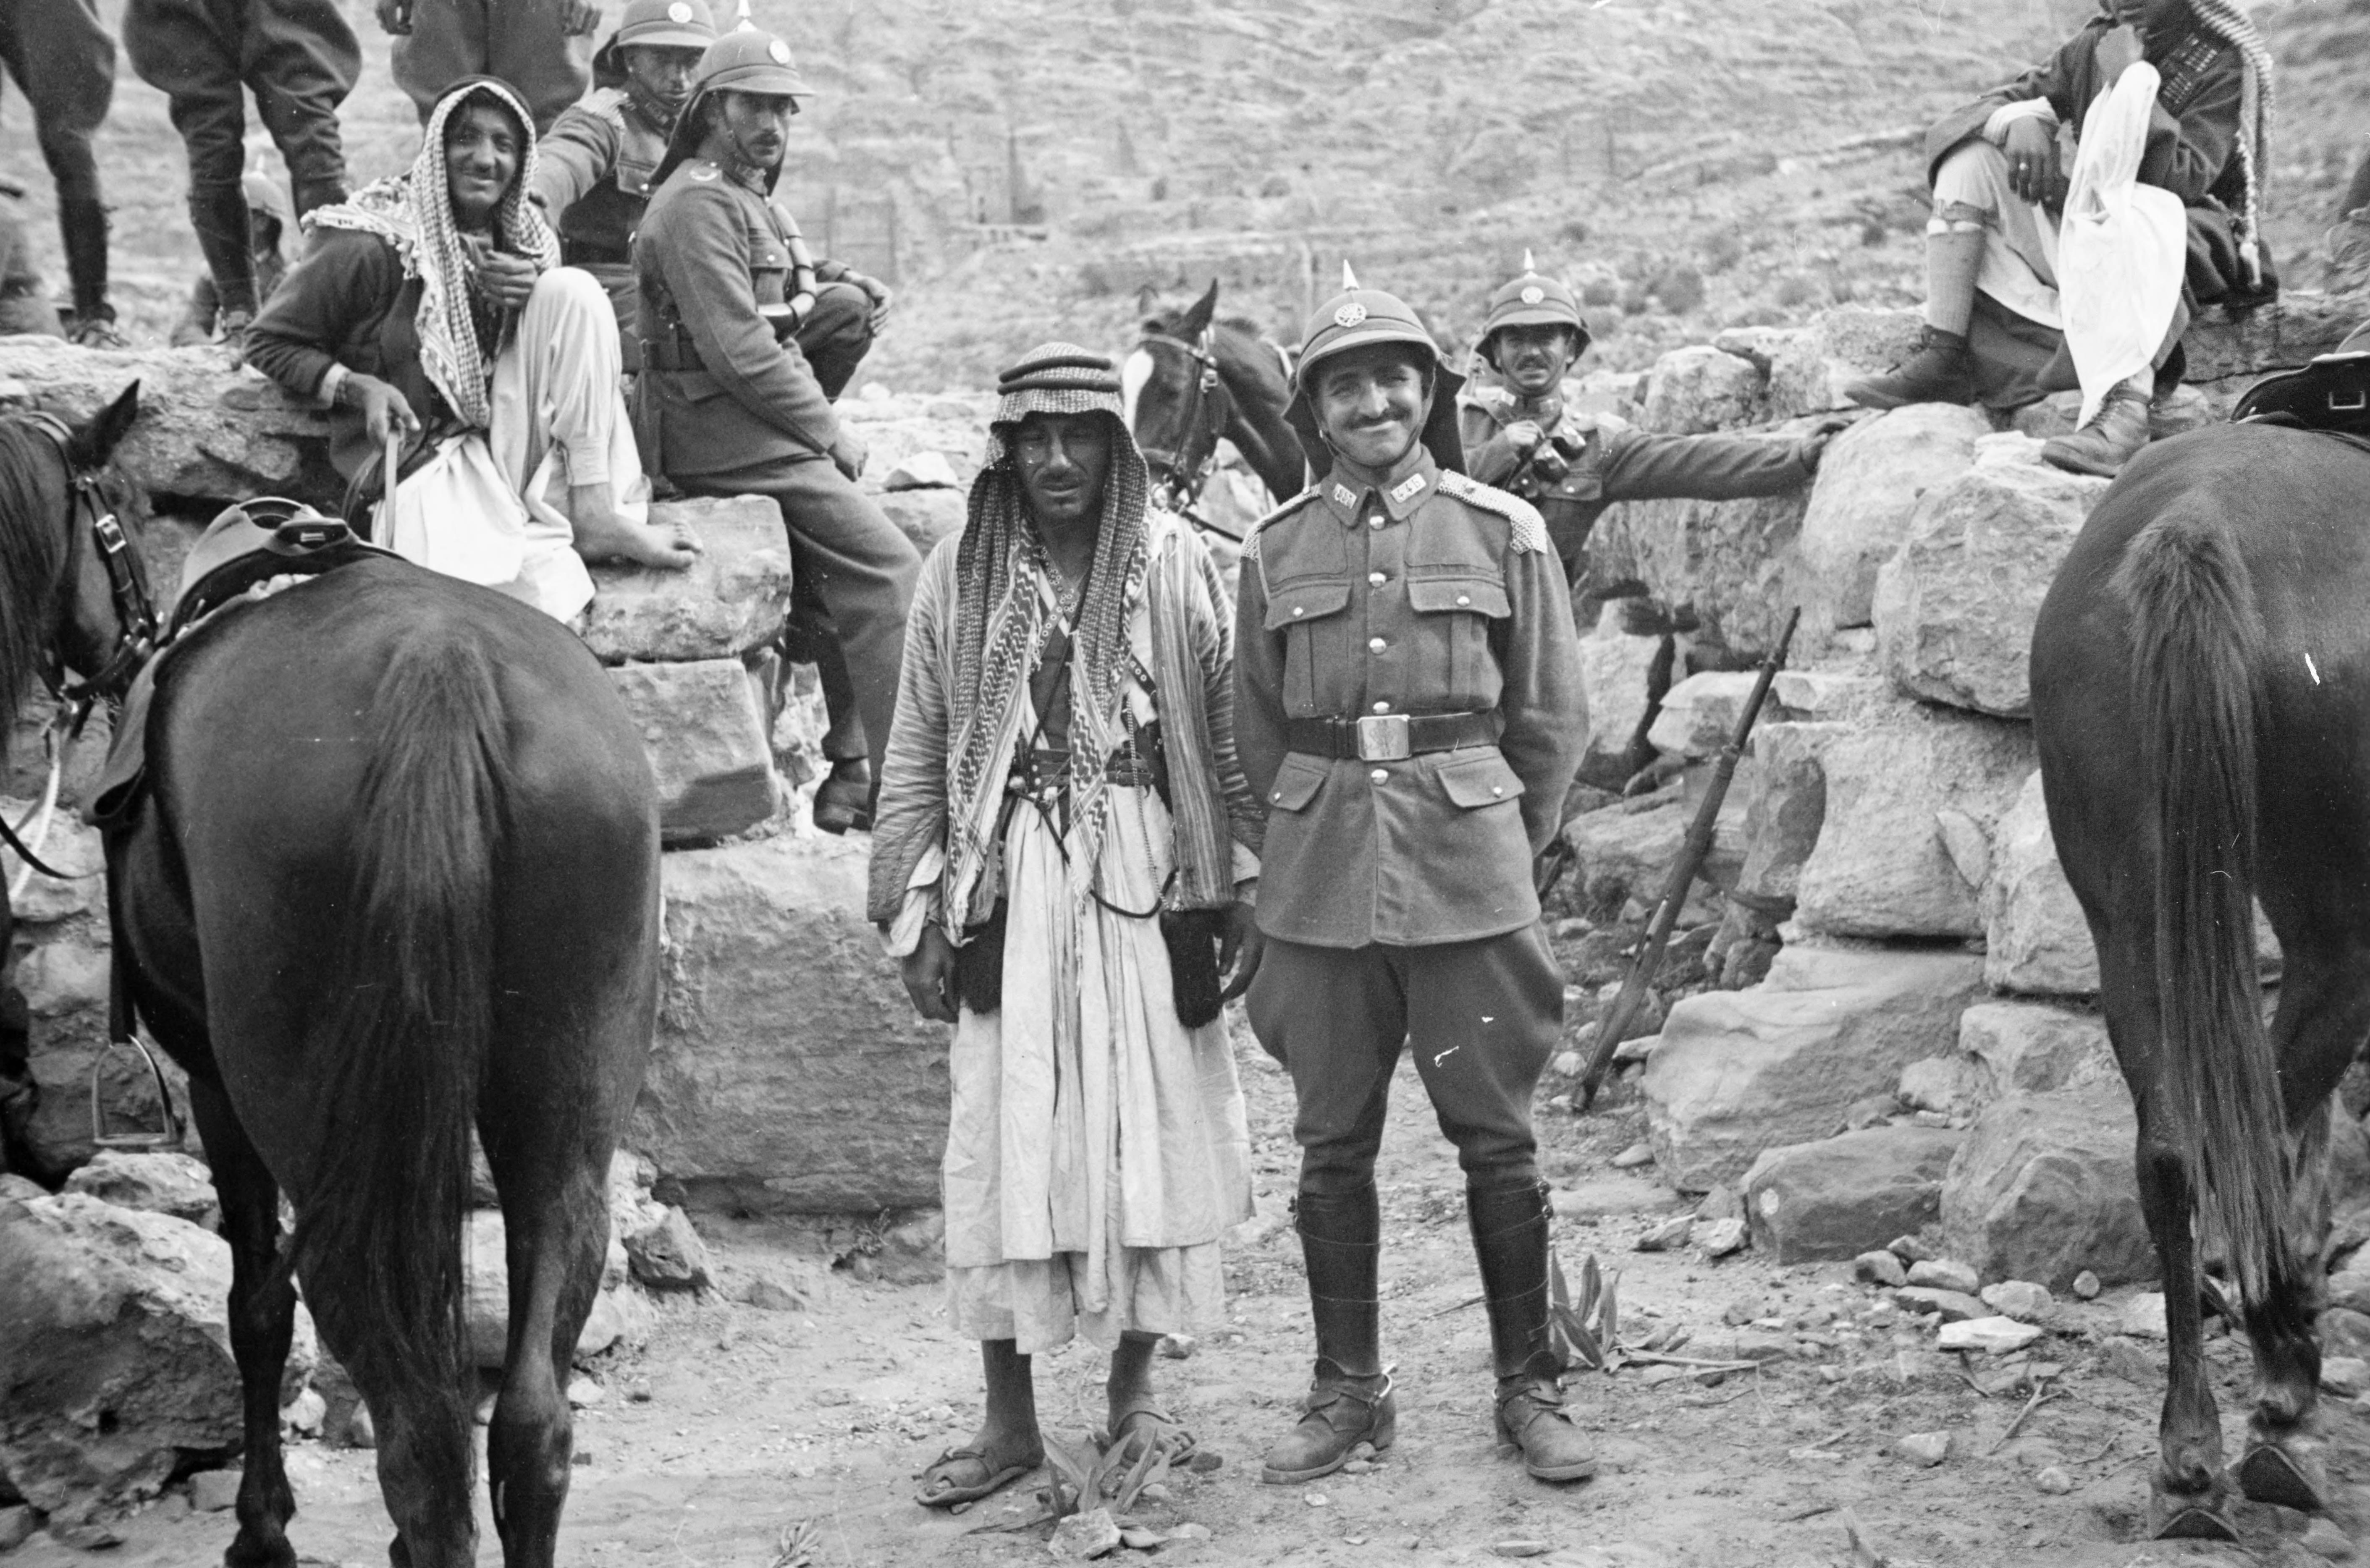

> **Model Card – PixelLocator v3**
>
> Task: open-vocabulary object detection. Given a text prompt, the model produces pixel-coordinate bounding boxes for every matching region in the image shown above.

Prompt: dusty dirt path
[16,1019,2370,1567]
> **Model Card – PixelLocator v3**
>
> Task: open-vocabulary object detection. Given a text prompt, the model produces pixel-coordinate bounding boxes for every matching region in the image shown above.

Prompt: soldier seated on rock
[1458,254,1839,592]
[246,76,700,623]
[171,173,295,348]
[1845,0,2277,478]
[635,29,919,832]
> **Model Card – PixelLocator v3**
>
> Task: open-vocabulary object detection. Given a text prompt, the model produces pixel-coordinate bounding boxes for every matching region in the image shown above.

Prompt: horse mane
[0,421,71,754]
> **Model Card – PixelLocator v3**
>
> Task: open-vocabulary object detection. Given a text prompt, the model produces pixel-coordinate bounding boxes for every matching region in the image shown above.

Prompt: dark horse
[2032,421,2370,1540]
[0,391,663,1567]
[1125,280,1306,528]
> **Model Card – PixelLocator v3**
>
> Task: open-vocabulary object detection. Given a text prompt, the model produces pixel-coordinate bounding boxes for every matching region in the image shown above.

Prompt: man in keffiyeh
[247,76,699,623]
[871,345,1265,1512]
[1847,0,2277,478]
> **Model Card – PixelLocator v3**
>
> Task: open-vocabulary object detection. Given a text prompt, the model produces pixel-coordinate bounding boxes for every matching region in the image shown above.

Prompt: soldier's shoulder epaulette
[1240,485,1321,562]
[1435,471,1550,555]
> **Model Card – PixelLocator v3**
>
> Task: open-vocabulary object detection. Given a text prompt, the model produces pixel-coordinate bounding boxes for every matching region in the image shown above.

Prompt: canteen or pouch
[1159,906,1227,1029]
[954,898,1008,1016]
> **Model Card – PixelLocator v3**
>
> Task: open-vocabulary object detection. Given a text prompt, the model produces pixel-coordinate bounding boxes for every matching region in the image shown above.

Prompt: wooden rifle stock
[1575,606,1800,1111]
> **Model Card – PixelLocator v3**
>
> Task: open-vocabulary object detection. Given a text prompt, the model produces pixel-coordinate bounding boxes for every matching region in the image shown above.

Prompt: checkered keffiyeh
[305,78,559,429]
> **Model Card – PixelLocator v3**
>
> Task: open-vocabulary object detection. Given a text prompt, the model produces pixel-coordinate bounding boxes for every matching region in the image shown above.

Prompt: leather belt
[641,335,704,373]
[1285,710,1499,762]
[561,238,632,268]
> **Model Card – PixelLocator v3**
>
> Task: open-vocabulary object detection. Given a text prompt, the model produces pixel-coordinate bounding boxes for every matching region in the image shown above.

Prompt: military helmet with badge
[684,25,815,99]
[607,0,717,53]
[1285,262,1467,475]
[1478,250,1591,368]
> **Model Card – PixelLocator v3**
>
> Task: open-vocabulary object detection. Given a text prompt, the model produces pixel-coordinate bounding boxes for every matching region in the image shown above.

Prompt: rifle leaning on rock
[1576,605,1800,1112]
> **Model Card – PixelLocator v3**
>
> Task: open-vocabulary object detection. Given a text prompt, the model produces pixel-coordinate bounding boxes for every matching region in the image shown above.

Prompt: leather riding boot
[189,181,260,322]
[1263,1185,1396,1485]
[1844,326,1977,410]
[2042,384,2152,478]
[58,195,119,344]
[1470,1181,1598,1483]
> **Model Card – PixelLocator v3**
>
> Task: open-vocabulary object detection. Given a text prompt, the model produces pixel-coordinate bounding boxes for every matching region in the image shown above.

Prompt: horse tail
[289,631,509,1440]
[2112,511,2288,1306]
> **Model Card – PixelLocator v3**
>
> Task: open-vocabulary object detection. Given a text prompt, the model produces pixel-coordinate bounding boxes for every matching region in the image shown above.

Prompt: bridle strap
[1139,327,1229,510]
[18,413,158,709]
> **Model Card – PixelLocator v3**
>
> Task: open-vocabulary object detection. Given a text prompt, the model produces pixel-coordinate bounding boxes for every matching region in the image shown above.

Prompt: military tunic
[634,153,918,783]
[1235,446,1584,1192]
[1457,388,1814,581]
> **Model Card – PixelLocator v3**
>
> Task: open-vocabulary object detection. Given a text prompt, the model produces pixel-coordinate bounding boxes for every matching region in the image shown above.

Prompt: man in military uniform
[535,0,891,386]
[125,0,360,345]
[0,0,120,345]
[1459,255,1835,588]
[1235,272,1595,1487]
[636,28,918,830]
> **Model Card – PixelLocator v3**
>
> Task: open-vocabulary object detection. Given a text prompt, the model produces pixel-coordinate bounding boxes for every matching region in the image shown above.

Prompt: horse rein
[1138,327,1232,517]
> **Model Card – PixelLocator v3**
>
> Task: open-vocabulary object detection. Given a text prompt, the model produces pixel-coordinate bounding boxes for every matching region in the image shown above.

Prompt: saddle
[2232,325,2370,442]
[87,500,394,834]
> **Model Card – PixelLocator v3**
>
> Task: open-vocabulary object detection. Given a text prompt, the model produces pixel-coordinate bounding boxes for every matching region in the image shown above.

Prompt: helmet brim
[703,65,816,98]
[613,24,716,50]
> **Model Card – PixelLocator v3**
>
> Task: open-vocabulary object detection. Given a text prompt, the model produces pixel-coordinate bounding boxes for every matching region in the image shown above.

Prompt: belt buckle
[1355,713,1411,762]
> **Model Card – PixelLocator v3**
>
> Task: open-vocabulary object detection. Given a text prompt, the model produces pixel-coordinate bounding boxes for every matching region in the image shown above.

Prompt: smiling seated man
[246,76,700,622]
[1457,257,1835,589]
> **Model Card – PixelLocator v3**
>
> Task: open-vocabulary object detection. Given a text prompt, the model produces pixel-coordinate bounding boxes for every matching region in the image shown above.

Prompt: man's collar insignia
[1334,302,1368,328]
[1389,472,1426,503]
[1519,285,1545,305]
[1330,482,1356,508]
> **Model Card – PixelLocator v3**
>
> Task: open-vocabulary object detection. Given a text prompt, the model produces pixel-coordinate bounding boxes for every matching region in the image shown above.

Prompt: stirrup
[90,1033,183,1151]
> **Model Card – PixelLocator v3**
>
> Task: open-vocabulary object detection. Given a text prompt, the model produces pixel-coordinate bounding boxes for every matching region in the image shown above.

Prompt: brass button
[1456,593,1472,607]
[1368,571,1386,586]
[1369,768,1388,784]
[1492,785,1505,797]
[1292,605,1304,617]
[1270,789,1282,802]
[1368,637,1387,653]
[1367,516,1384,531]
[1372,700,1390,713]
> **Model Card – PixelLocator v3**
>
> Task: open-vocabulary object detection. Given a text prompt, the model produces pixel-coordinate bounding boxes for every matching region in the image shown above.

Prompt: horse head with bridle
[2032,370,2370,1544]
[0,389,661,1568]
[1124,280,1306,532]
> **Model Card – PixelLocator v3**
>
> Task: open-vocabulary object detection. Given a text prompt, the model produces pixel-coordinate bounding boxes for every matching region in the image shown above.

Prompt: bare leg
[564,482,701,570]
[917,1341,1044,1505]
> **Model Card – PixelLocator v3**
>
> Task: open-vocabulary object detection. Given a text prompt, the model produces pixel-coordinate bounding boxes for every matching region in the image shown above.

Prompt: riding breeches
[392,0,590,135]
[1246,924,1565,1198]
[0,0,115,319]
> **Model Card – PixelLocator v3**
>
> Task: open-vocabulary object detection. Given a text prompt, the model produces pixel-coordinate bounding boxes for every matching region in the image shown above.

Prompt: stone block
[606,659,779,844]
[1638,344,1769,435]
[1559,793,1745,923]
[1983,772,2097,995]
[1940,1084,2154,1291]
[1575,599,1662,786]
[877,488,967,555]
[1898,1055,1985,1118]
[631,833,949,1213]
[1770,670,1893,722]
[2180,296,2362,384]
[1765,306,1926,420]
[884,450,960,491]
[1792,403,1990,632]
[581,496,796,664]
[4,691,114,815]
[61,1151,218,1230]
[1741,1124,1965,1263]
[0,342,340,507]
[1793,708,2035,940]
[0,1195,314,1524]
[624,1206,712,1291]
[1958,1001,2116,1102]
[1872,451,2107,717]
[1733,722,1846,907]
[1643,944,1986,1191]
[1598,482,1807,661]
[1646,671,1770,760]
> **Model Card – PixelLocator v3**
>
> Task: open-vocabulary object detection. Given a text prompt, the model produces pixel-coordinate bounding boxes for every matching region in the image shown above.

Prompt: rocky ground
[10,1020,2370,1568]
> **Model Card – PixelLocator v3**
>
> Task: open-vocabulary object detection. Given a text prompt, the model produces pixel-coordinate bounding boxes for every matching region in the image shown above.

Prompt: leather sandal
[1108,1400,1198,1468]
[912,1441,1041,1510]
[1261,1367,1395,1485]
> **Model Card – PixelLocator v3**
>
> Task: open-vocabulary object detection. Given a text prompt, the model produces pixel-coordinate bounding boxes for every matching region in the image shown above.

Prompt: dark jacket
[1926,15,2269,302]
[535,86,671,267]
[634,157,841,486]
[1233,448,1584,949]
[244,228,460,479]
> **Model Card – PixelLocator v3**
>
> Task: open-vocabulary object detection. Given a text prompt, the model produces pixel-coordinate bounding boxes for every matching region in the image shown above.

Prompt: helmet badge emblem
[1334,302,1369,328]
[668,1,693,20]
[768,38,792,63]
[1520,286,1545,306]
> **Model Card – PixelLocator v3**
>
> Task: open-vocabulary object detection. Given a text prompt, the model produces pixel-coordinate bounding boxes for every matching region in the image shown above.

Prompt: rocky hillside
[0,1,2360,385]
